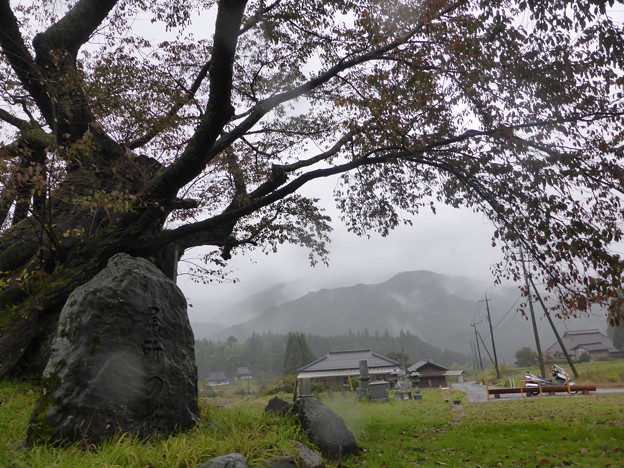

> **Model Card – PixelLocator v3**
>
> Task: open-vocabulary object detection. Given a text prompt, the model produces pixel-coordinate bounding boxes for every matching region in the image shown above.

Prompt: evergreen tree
[282,332,315,375]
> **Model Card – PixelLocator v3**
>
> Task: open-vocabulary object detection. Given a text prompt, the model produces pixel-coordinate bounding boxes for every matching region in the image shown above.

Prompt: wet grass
[2,381,623,467]
[0,381,305,468]
[574,360,624,386]
[479,359,624,388]
[327,389,624,467]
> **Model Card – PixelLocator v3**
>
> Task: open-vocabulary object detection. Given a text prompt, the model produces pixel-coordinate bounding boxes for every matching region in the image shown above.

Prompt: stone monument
[27,253,199,445]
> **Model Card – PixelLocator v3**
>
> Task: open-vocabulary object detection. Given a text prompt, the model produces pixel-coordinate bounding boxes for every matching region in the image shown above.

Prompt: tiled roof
[297,367,398,379]
[571,342,610,352]
[544,329,617,354]
[207,371,228,381]
[237,367,252,375]
[299,349,399,374]
[407,359,448,373]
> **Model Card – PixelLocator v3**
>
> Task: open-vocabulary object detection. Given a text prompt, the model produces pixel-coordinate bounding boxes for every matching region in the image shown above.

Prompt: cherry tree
[1,0,623,378]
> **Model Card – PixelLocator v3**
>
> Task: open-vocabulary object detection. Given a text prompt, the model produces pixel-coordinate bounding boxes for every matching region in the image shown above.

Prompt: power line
[492,294,522,329]
[480,294,523,342]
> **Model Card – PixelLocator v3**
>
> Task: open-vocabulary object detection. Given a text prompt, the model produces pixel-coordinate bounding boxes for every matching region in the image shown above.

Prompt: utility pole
[471,322,483,371]
[476,328,495,366]
[482,294,500,379]
[470,341,478,371]
[529,276,579,379]
[401,344,408,376]
[520,247,546,377]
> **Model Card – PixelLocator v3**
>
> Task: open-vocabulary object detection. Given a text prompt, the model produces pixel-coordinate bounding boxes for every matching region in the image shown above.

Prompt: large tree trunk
[0,0,251,380]
[0,156,177,379]
[0,249,102,378]
[0,224,180,380]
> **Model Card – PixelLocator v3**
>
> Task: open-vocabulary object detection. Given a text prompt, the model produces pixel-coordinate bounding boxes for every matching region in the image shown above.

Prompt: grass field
[327,390,624,467]
[479,360,624,388]
[0,381,305,468]
[1,377,623,467]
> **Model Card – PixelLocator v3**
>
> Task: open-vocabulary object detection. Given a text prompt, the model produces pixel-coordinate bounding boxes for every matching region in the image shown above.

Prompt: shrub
[261,375,297,395]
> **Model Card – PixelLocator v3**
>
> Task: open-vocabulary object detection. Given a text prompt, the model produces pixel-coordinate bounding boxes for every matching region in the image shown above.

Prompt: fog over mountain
[192,270,609,364]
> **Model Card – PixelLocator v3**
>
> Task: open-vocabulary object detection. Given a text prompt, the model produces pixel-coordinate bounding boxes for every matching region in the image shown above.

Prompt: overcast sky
[176,176,611,356]
[150,0,623,329]
[178,176,506,322]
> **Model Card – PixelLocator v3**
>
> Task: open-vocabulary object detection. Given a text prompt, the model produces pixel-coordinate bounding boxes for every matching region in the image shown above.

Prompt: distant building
[236,367,253,380]
[297,349,400,389]
[206,371,230,386]
[544,329,621,361]
[407,360,464,388]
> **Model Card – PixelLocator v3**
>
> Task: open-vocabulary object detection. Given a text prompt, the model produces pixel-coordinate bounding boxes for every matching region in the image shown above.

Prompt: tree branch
[28,0,124,150]
[145,0,249,203]
[33,0,120,58]
[0,0,54,124]
[0,108,31,130]
[142,108,624,253]
[145,0,467,205]
[278,130,355,173]
[225,150,248,202]
[126,60,212,149]
[208,1,467,161]
[139,150,405,253]
[241,130,354,203]
[239,0,282,35]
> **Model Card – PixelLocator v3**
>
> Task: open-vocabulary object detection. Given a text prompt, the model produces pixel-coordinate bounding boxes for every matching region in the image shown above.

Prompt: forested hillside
[197,271,610,364]
[195,329,469,382]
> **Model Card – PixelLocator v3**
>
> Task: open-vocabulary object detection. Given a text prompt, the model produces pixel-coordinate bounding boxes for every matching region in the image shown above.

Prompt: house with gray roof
[297,349,400,388]
[407,360,465,388]
[236,367,253,380]
[206,371,230,386]
[544,329,621,361]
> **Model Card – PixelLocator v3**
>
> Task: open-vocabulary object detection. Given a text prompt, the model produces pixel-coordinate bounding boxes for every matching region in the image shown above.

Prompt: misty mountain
[190,321,228,339]
[192,270,609,364]
[206,281,311,326]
